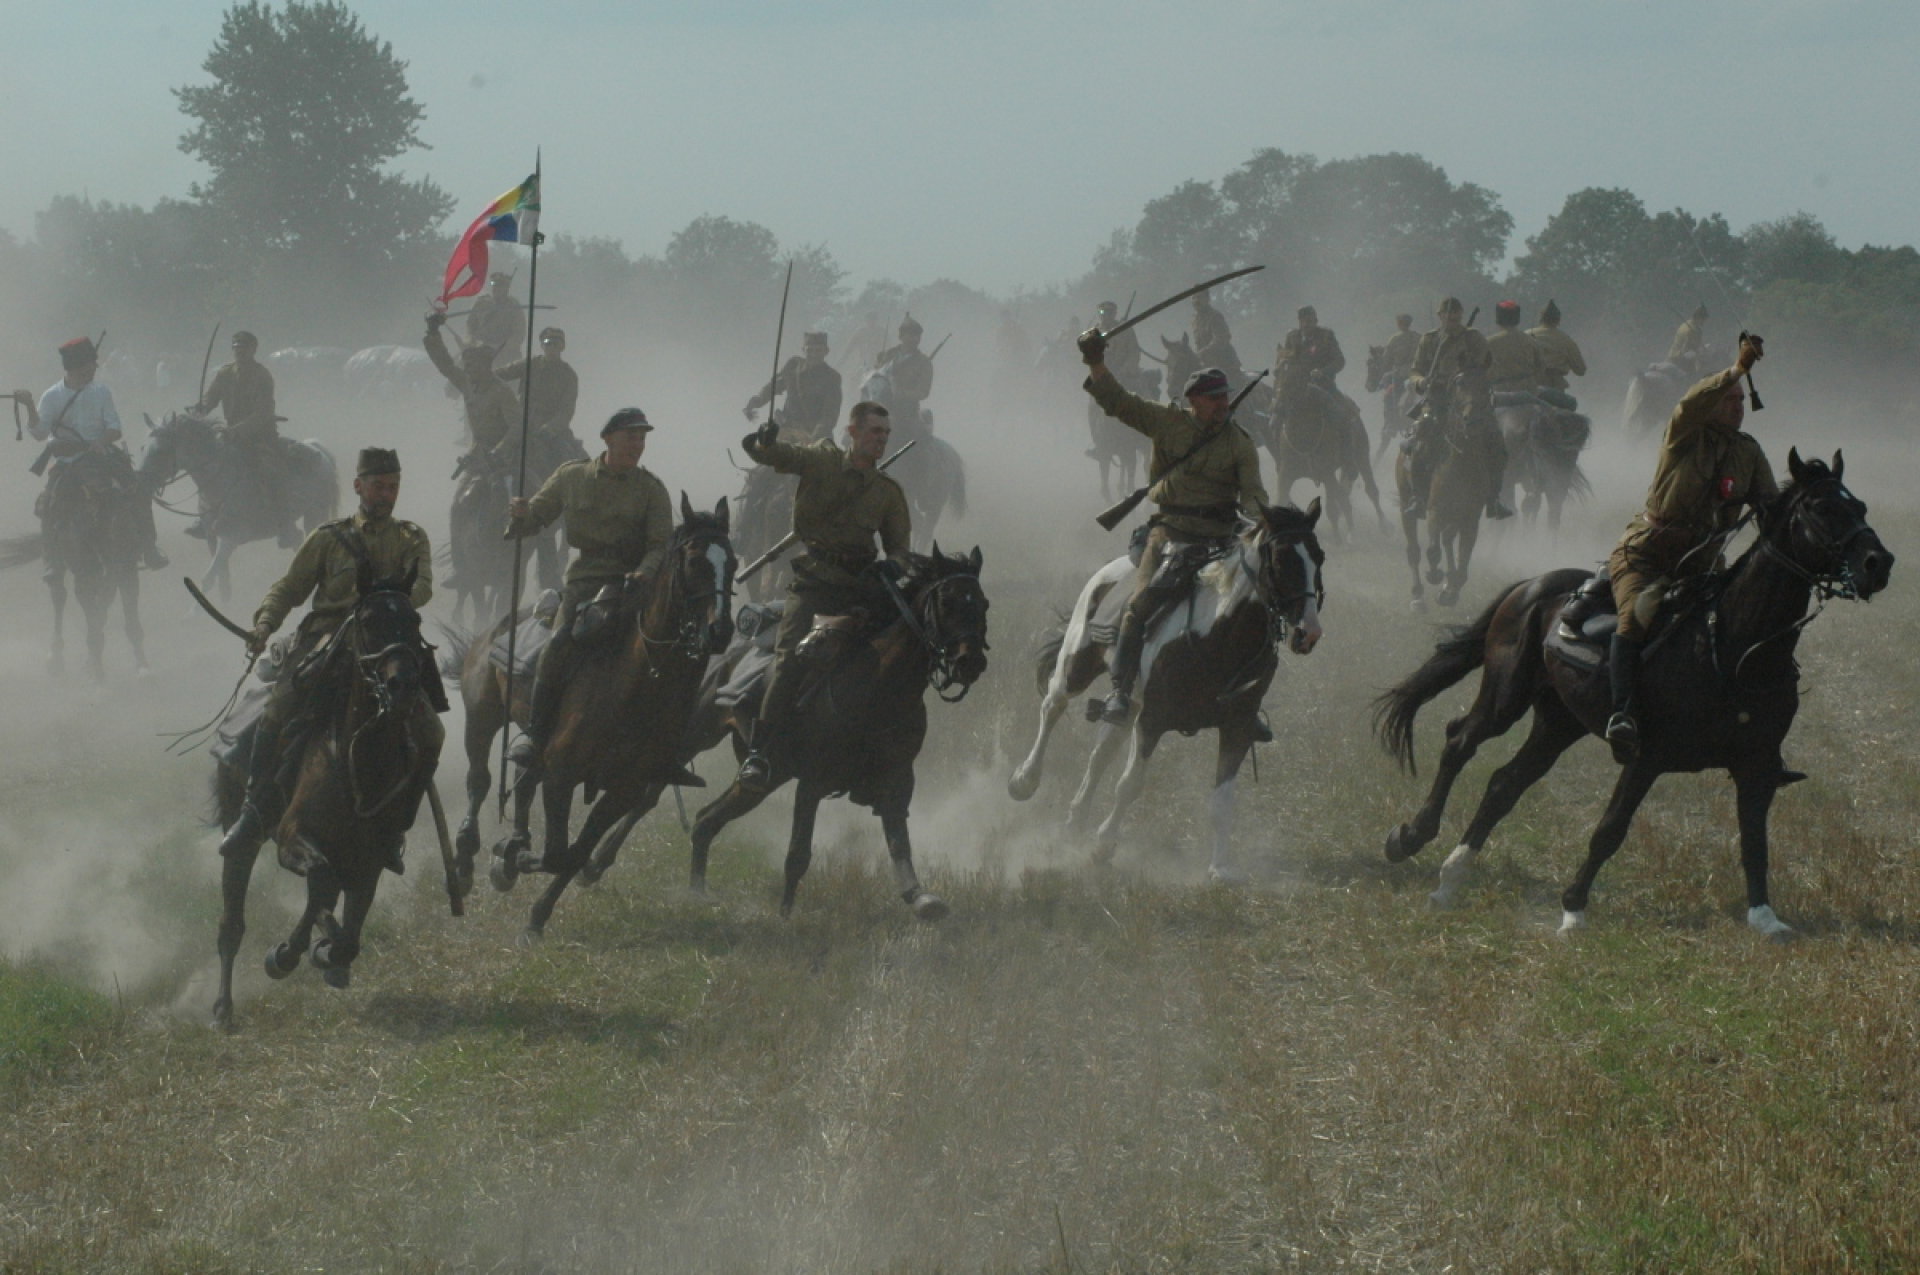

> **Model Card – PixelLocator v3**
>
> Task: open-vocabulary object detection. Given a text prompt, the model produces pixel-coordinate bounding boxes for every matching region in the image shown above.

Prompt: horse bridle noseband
[346,592,430,817]
[880,570,986,702]
[635,531,736,663]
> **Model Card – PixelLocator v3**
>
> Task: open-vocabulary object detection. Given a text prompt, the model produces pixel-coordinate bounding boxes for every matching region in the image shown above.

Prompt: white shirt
[34,380,122,446]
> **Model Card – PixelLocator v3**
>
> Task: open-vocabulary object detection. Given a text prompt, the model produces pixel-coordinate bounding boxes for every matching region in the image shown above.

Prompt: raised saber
[196,322,221,406]
[737,437,921,582]
[183,576,255,642]
[1101,265,1265,342]
[767,261,793,418]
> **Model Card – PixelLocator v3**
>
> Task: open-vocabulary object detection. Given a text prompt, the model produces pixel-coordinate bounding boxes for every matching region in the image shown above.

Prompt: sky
[7,0,1917,296]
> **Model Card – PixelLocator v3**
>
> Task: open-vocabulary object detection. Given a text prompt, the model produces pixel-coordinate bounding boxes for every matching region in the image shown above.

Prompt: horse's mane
[1724,459,1834,578]
[1255,504,1325,566]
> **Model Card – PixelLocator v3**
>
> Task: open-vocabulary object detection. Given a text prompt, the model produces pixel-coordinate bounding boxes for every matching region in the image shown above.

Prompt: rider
[425,310,519,461]
[1600,335,1774,758]
[745,330,844,443]
[1382,313,1420,385]
[496,326,587,590]
[192,330,298,544]
[1668,303,1710,377]
[1527,299,1587,406]
[1485,300,1546,395]
[1079,332,1269,726]
[1403,297,1514,522]
[1275,305,1348,424]
[1190,291,1245,382]
[221,447,437,870]
[14,336,167,570]
[734,401,911,792]
[466,271,525,367]
[873,317,935,441]
[502,407,679,777]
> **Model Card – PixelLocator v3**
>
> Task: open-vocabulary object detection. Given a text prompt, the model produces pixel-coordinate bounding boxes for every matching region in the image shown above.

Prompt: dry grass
[4,440,1920,1273]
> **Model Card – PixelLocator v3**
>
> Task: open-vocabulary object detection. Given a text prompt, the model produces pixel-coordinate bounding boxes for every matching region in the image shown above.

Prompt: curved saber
[1103,265,1265,341]
[197,322,221,406]
[183,575,254,642]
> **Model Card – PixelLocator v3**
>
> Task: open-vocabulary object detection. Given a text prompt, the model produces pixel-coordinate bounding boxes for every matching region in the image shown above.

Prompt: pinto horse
[1373,450,1892,937]
[1009,502,1325,880]
[448,495,735,938]
[687,546,990,919]
[211,563,443,1029]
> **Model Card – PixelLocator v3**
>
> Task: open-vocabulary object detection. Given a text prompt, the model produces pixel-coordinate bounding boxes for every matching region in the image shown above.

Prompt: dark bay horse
[138,412,339,602]
[445,462,516,626]
[1009,503,1325,880]
[1393,409,1500,610]
[1,450,149,679]
[687,546,990,918]
[1496,394,1591,533]
[211,564,444,1029]
[449,496,735,939]
[1373,450,1892,938]
[1364,345,1411,459]
[1269,380,1383,542]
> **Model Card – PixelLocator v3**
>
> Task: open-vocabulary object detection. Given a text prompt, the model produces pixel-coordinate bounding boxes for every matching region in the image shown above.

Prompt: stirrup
[1604,711,1639,761]
[736,750,774,793]
[1099,689,1134,726]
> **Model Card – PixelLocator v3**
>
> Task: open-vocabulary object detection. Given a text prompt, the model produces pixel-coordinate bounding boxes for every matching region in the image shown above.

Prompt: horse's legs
[1431,699,1586,907]
[689,781,774,894]
[779,780,826,918]
[1066,717,1129,832]
[1437,519,1479,609]
[269,854,334,978]
[881,799,947,921]
[1385,661,1537,865]
[212,838,263,1030]
[1734,769,1793,940]
[1092,727,1163,864]
[1008,673,1074,801]
[1558,763,1661,933]
[531,777,574,874]
[1205,726,1257,883]
[46,569,68,674]
[74,569,109,681]
[1400,505,1425,609]
[118,567,148,672]
[312,864,377,988]
[455,703,497,865]
[584,788,663,885]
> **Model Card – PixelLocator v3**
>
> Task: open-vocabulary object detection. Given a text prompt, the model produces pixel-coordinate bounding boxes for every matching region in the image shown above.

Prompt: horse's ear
[715,494,730,531]
[1787,446,1806,483]
[930,539,942,563]
[1304,496,1323,528]
[1832,449,1845,481]
[680,490,694,524]
[968,546,983,573]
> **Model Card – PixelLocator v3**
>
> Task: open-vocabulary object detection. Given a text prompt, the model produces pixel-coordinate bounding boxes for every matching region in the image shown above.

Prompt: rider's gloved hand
[246,622,272,658]
[743,421,779,454]
[1077,327,1108,366]
[425,311,447,332]
[871,558,906,585]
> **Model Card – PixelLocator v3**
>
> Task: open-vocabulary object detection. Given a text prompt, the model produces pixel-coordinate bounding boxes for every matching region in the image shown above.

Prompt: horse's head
[668,491,737,653]
[1364,345,1387,393]
[902,543,990,694]
[1160,334,1198,402]
[1249,499,1326,655]
[137,411,216,482]
[859,365,895,411]
[1765,448,1894,599]
[349,562,429,713]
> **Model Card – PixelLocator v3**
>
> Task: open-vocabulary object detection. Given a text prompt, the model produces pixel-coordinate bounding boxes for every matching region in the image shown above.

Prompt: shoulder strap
[323,519,373,574]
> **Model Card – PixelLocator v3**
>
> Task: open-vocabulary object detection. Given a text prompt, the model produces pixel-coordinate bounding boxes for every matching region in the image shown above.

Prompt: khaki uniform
[255,512,434,643]
[495,353,579,438]
[425,328,521,457]
[1191,300,1244,380]
[1383,328,1420,378]
[1279,325,1346,383]
[467,293,524,360]
[198,360,279,444]
[1407,324,1502,505]
[1104,326,1144,391]
[1608,368,1777,639]
[1486,327,1547,394]
[1667,318,1707,372]
[1528,325,1586,390]
[1411,324,1492,391]
[875,344,934,433]
[507,457,673,587]
[749,356,844,441]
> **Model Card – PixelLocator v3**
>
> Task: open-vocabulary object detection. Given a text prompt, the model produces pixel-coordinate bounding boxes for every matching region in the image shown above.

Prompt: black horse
[1374,450,1892,938]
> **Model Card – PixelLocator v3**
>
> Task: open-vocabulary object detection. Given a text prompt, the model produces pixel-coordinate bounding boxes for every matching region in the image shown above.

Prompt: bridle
[635,525,736,663]
[1712,476,1875,683]
[344,589,430,817]
[880,568,988,702]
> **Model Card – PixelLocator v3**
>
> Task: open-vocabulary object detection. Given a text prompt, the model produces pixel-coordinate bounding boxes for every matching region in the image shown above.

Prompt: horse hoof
[1383,824,1418,863]
[577,860,603,887]
[1007,769,1040,802]
[518,927,543,948]
[322,967,351,990]
[1426,888,1458,911]
[1747,905,1798,943]
[1425,566,1444,586]
[1409,596,1427,613]
[1556,910,1587,939]
[211,1001,235,1033]
[454,825,479,859]
[489,856,517,893]
[1207,864,1247,886]
[912,893,950,922]
[264,943,301,979]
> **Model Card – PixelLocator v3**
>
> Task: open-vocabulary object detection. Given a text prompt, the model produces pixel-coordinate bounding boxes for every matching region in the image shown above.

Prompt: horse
[732,461,797,603]
[1495,393,1592,533]
[210,562,444,1029]
[1008,503,1325,880]
[1268,376,1385,542]
[1623,348,1718,437]
[1393,402,1501,611]
[138,412,339,602]
[1364,345,1412,459]
[1159,333,1200,403]
[686,545,990,918]
[0,450,150,679]
[443,460,517,627]
[858,364,968,548]
[1373,450,1893,937]
[448,496,736,938]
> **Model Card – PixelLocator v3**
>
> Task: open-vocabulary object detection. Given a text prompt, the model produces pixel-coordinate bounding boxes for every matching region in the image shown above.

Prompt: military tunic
[495,353,579,437]
[1667,318,1707,371]
[1382,328,1421,378]
[750,356,844,440]
[1608,367,1777,638]
[197,360,279,443]
[467,293,524,358]
[1280,326,1346,383]
[507,457,673,587]
[1411,325,1492,391]
[1485,327,1547,395]
[875,344,934,429]
[425,328,521,457]
[1527,325,1587,390]
[1086,371,1269,538]
[254,512,434,644]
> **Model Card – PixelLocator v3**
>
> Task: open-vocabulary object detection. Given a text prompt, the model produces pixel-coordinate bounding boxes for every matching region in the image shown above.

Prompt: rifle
[29,330,107,477]
[928,333,952,361]
[1095,370,1268,532]
[737,437,920,582]
[1406,306,1478,420]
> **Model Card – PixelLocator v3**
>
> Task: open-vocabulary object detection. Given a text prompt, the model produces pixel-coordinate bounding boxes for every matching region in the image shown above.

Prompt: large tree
[175,2,451,260]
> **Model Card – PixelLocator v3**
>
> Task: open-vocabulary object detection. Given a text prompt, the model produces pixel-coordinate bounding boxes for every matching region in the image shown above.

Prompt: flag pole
[500,149,542,819]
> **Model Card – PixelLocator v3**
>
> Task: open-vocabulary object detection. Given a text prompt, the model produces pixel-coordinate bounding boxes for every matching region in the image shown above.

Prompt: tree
[175,2,451,260]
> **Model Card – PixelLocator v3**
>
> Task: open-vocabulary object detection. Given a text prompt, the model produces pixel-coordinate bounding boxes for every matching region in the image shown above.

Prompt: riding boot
[220,717,286,859]
[1604,633,1644,763]
[508,669,566,771]
[737,655,803,793]
[1101,613,1148,726]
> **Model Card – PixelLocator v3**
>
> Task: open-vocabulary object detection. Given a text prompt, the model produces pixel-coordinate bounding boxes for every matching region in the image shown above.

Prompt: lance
[197,322,221,406]
[738,438,920,582]
[498,149,545,816]
[1099,265,1265,343]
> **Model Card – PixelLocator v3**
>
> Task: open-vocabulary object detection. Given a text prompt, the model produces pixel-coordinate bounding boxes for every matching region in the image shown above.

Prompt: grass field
[3,429,1919,1272]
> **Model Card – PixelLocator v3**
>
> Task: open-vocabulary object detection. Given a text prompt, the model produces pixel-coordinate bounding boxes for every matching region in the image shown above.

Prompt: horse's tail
[0,533,46,571]
[1033,626,1066,696]
[1372,587,1513,773]
[436,622,475,679]
[942,440,968,519]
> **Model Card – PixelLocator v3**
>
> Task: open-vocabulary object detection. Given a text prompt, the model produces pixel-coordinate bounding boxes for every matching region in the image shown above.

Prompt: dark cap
[539,326,565,342]
[601,407,653,437]
[59,337,97,369]
[1437,296,1464,316]
[1541,299,1561,325]
[1097,300,1118,315]
[357,447,401,477]
[899,314,923,336]
[1395,313,1414,326]
[1494,300,1521,326]
[803,330,828,345]
[1692,302,1710,321]
[489,271,512,284]
[231,330,258,347]
[1297,305,1317,321]
[1183,367,1230,398]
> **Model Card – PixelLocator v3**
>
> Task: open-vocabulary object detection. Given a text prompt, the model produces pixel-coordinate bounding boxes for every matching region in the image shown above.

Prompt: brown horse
[1364,345,1411,459]
[1393,409,1500,610]
[1270,379,1383,542]
[686,546,990,918]
[211,564,443,1029]
[1008,503,1325,880]
[449,495,735,939]
[1373,450,1892,937]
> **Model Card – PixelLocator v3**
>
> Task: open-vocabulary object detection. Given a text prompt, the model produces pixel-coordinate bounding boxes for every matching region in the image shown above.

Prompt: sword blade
[1103,266,1265,341]
[183,575,255,642]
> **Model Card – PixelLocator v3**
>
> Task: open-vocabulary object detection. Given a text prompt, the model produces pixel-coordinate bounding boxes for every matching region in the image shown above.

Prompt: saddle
[1547,568,1710,670]
[487,588,565,678]
[713,603,884,716]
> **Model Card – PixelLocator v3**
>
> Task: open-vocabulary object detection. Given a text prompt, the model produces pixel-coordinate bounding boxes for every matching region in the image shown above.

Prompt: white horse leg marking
[1557,909,1587,937]
[1009,682,1070,800]
[1429,842,1477,909]
[1094,728,1153,852]
[1207,774,1244,883]
[1747,905,1796,942]
[1068,718,1129,829]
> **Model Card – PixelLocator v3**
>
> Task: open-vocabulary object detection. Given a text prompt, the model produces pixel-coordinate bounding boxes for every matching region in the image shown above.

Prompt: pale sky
[8,1,1916,294]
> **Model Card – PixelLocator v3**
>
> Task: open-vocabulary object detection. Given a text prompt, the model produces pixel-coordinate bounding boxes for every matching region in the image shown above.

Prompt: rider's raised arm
[1665,367,1746,448]
[1085,369,1182,444]
[423,324,467,394]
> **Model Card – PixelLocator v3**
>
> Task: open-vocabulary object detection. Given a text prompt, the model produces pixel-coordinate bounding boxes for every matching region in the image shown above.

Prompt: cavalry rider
[1079,331,1269,726]
[1527,299,1587,406]
[467,271,525,368]
[874,316,935,440]
[221,447,437,869]
[502,407,678,777]
[1600,335,1774,758]
[13,336,167,570]
[1382,313,1420,385]
[425,310,519,462]
[734,401,912,792]
[1403,297,1514,522]
[497,326,587,590]
[746,329,844,443]
[191,329,297,544]
[1190,290,1246,382]
[1485,300,1546,395]
[1668,303,1710,377]
[1086,299,1145,452]
[1275,304,1348,424]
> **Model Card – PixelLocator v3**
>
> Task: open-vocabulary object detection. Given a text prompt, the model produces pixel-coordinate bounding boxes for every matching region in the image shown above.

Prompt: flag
[438,173,541,307]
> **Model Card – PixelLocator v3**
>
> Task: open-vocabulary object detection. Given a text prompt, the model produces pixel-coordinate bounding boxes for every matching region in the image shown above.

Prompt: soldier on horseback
[1402,297,1514,522]
[15,336,167,570]
[734,401,911,792]
[1668,303,1711,377]
[745,330,843,442]
[496,327,588,589]
[425,311,519,459]
[1078,332,1269,727]
[189,330,298,545]
[502,407,679,775]
[1274,305,1351,426]
[467,271,525,368]
[1486,300,1546,395]
[1528,299,1586,406]
[219,447,438,870]
[874,317,935,441]
[1190,291,1245,382]
[1382,313,1420,384]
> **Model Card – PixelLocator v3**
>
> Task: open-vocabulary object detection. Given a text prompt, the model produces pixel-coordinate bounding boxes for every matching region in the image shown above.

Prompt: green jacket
[1086,371,1269,537]
[425,327,521,455]
[1527,325,1586,389]
[1617,367,1777,564]
[744,435,911,590]
[507,456,673,586]
[1485,327,1546,394]
[253,512,433,639]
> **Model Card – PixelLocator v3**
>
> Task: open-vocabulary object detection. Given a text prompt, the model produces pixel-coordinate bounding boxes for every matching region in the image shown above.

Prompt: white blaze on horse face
[1293,542,1323,653]
[705,543,730,598]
